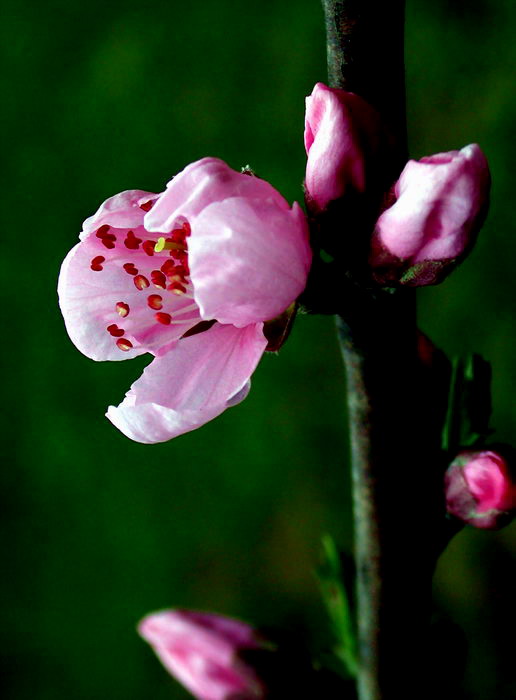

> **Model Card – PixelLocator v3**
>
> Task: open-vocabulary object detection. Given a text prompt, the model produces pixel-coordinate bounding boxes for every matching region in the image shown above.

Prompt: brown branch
[320,2,451,698]
[322,0,408,171]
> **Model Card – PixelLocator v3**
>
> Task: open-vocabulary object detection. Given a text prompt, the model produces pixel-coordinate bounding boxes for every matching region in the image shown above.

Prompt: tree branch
[320,2,451,698]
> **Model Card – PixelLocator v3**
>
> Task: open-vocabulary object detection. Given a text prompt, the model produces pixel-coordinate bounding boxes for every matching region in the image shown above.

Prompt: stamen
[169,228,187,242]
[107,324,124,337]
[124,231,142,249]
[133,275,150,290]
[155,312,172,325]
[171,303,199,317]
[142,240,156,256]
[150,270,167,289]
[154,237,187,253]
[147,294,163,310]
[168,281,187,295]
[100,236,116,249]
[96,226,116,249]
[90,255,105,271]
[116,338,133,351]
[116,302,130,317]
[123,262,138,276]
[160,259,178,275]
[171,264,188,278]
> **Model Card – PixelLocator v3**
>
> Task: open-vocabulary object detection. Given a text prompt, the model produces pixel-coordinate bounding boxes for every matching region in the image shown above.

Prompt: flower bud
[138,609,267,699]
[370,144,490,286]
[444,450,516,529]
[304,82,382,212]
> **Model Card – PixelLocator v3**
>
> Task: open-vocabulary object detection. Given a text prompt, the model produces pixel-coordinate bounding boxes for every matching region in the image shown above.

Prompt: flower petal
[58,232,200,361]
[81,190,158,239]
[144,157,289,233]
[106,322,267,443]
[374,144,490,262]
[304,82,382,211]
[189,198,311,327]
[139,610,265,700]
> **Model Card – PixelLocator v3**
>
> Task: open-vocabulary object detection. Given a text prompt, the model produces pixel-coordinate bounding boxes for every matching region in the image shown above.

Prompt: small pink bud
[444,450,516,529]
[138,609,267,699]
[370,144,490,286]
[304,82,382,212]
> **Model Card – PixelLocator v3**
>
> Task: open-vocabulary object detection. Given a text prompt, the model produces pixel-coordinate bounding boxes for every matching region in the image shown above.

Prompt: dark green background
[3,1,515,698]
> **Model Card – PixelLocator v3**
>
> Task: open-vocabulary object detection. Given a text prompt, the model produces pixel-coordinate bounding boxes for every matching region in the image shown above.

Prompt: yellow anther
[154,237,186,253]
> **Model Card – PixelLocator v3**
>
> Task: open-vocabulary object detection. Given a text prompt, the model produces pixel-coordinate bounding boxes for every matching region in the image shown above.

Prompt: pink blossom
[304,82,382,211]
[58,158,311,443]
[445,450,516,529]
[370,144,490,285]
[138,609,267,700]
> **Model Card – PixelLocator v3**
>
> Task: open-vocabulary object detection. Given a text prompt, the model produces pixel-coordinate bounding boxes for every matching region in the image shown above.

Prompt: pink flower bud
[138,610,267,699]
[304,82,382,212]
[370,144,490,286]
[444,450,516,529]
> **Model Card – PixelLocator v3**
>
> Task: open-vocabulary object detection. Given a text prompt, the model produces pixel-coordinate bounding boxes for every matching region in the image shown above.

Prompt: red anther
[150,270,167,289]
[173,260,189,277]
[107,324,125,337]
[133,274,150,290]
[123,262,138,276]
[155,312,172,325]
[139,200,154,212]
[100,237,116,249]
[168,281,187,295]
[124,230,142,249]
[161,259,177,275]
[170,229,186,243]
[173,265,187,279]
[147,294,163,310]
[173,251,189,269]
[142,240,155,256]
[90,255,105,271]
[116,302,130,317]
[96,226,116,249]
[116,338,133,351]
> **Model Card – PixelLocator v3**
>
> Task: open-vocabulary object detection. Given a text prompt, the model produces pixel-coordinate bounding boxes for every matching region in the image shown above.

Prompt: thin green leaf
[316,535,358,678]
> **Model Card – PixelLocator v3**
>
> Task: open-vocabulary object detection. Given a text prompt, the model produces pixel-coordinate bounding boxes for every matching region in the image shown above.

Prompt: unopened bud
[444,450,516,529]
[138,609,267,699]
[370,144,490,286]
[304,82,382,212]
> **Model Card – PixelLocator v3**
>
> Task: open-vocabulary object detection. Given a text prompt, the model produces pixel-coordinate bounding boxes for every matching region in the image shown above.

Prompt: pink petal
[304,82,381,211]
[144,158,289,233]
[58,229,201,361]
[139,611,264,700]
[374,144,490,262]
[189,198,311,327]
[81,190,158,239]
[58,242,145,361]
[106,322,267,443]
[464,452,515,513]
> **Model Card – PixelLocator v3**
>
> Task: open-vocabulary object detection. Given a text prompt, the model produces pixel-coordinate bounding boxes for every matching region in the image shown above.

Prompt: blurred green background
[2,0,515,698]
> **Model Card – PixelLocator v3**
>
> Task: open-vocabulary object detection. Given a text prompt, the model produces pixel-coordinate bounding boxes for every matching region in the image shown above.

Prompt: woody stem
[321,2,445,698]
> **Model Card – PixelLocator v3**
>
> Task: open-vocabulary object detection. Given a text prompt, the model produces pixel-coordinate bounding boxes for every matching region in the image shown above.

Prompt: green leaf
[441,353,492,453]
[316,535,358,678]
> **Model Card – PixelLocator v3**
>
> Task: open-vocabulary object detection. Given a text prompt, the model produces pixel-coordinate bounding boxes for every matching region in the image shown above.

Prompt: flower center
[89,213,198,352]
